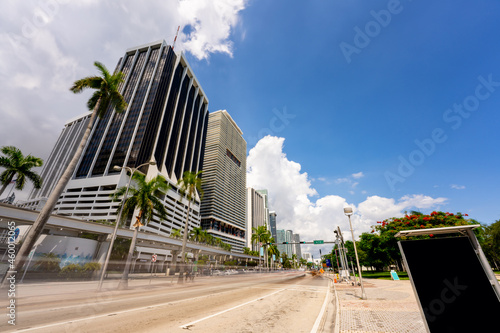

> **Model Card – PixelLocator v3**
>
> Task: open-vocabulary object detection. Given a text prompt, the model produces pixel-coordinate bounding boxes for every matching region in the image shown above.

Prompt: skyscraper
[292,233,302,259]
[276,229,301,259]
[246,187,267,251]
[200,110,246,253]
[21,112,91,211]
[269,211,277,241]
[53,40,209,235]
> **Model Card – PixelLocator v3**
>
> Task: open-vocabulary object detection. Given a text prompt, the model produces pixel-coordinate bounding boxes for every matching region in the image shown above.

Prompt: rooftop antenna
[172,25,180,50]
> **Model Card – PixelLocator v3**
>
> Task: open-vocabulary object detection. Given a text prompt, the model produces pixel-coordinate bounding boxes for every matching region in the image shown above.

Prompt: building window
[226,149,241,167]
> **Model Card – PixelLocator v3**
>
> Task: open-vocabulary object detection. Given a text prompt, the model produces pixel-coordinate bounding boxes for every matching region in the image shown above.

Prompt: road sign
[151,254,157,262]
[313,240,324,244]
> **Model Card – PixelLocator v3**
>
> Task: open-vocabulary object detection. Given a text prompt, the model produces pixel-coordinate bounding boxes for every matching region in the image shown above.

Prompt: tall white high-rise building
[292,233,302,259]
[247,187,267,251]
[200,110,246,253]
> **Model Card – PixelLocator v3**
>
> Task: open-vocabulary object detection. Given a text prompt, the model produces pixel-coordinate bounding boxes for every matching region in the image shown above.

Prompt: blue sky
[190,1,500,226]
[1,0,499,255]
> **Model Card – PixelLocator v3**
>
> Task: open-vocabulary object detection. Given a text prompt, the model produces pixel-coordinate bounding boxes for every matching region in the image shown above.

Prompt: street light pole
[344,207,367,300]
[97,160,155,291]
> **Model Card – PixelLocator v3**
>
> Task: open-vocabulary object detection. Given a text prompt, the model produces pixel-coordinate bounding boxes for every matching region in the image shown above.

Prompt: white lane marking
[310,278,331,333]
[179,288,287,329]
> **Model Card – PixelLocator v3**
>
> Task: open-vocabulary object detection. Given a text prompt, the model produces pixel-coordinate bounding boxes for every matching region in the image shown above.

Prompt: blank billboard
[399,237,500,332]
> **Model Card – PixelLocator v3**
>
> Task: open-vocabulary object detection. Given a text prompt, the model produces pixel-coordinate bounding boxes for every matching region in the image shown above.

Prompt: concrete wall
[33,235,99,268]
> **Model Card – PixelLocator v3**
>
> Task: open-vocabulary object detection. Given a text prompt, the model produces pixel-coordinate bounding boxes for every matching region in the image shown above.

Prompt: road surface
[1,271,334,332]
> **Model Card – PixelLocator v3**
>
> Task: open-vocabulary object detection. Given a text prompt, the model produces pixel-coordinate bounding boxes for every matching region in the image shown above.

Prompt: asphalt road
[1,271,333,333]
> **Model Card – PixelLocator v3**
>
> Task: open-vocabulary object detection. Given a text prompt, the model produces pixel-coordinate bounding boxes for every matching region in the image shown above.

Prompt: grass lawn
[361,271,409,280]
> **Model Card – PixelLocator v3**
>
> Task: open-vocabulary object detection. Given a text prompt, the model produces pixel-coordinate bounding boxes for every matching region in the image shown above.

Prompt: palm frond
[23,170,42,189]
[93,61,110,78]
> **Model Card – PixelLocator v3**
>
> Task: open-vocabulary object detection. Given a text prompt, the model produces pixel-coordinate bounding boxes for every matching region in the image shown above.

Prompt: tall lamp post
[343,206,367,300]
[97,160,155,291]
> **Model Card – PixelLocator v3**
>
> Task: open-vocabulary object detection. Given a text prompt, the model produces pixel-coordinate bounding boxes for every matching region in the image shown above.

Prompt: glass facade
[72,41,208,181]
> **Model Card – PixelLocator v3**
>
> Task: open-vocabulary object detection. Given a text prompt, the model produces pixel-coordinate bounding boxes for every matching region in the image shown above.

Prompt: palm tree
[0,146,43,197]
[251,225,271,271]
[267,239,279,270]
[170,228,182,239]
[292,254,297,269]
[177,170,203,283]
[200,230,210,244]
[190,227,204,242]
[113,173,170,289]
[2,62,127,287]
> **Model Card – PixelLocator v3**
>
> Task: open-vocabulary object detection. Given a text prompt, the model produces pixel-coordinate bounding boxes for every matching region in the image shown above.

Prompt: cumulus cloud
[451,184,466,190]
[178,0,247,60]
[247,136,448,255]
[0,0,247,199]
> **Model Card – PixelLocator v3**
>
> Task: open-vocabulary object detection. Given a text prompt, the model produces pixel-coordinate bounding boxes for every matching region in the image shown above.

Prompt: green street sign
[313,240,324,244]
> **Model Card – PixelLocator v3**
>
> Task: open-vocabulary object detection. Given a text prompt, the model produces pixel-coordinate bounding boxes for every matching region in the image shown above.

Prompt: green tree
[243,247,251,255]
[113,172,170,288]
[177,170,203,283]
[170,228,182,239]
[205,232,215,246]
[3,62,127,286]
[281,253,291,269]
[0,146,43,197]
[299,258,307,267]
[358,233,390,271]
[481,220,500,270]
[190,227,207,243]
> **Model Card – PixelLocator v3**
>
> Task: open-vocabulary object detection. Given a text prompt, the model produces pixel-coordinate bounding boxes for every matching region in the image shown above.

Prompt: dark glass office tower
[75,40,208,181]
[52,40,209,235]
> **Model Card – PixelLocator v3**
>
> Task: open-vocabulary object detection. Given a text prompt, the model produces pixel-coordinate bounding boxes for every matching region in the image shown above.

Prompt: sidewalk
[334,279,427,333]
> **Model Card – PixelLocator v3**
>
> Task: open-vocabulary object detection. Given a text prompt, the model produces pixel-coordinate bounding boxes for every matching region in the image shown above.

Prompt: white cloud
[247,136,449,255]
[335,177,349,184]
[0,1,247,200]
[352,172,364,179]
[451,184,466,190]
[178,0,247,60]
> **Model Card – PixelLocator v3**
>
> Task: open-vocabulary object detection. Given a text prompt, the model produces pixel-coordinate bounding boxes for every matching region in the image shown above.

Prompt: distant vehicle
[212,270,223,276]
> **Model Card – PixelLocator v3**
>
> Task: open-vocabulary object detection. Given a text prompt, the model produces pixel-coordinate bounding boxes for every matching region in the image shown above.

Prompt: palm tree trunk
[178,199,191,283]
[0,175,14,198]
[118,226,139,289]
[1,109,98,287]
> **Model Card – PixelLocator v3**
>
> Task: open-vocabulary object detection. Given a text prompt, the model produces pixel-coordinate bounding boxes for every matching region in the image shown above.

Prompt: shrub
[83,262,101,272]
[33,253,61,273]
[58,264,83,280]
